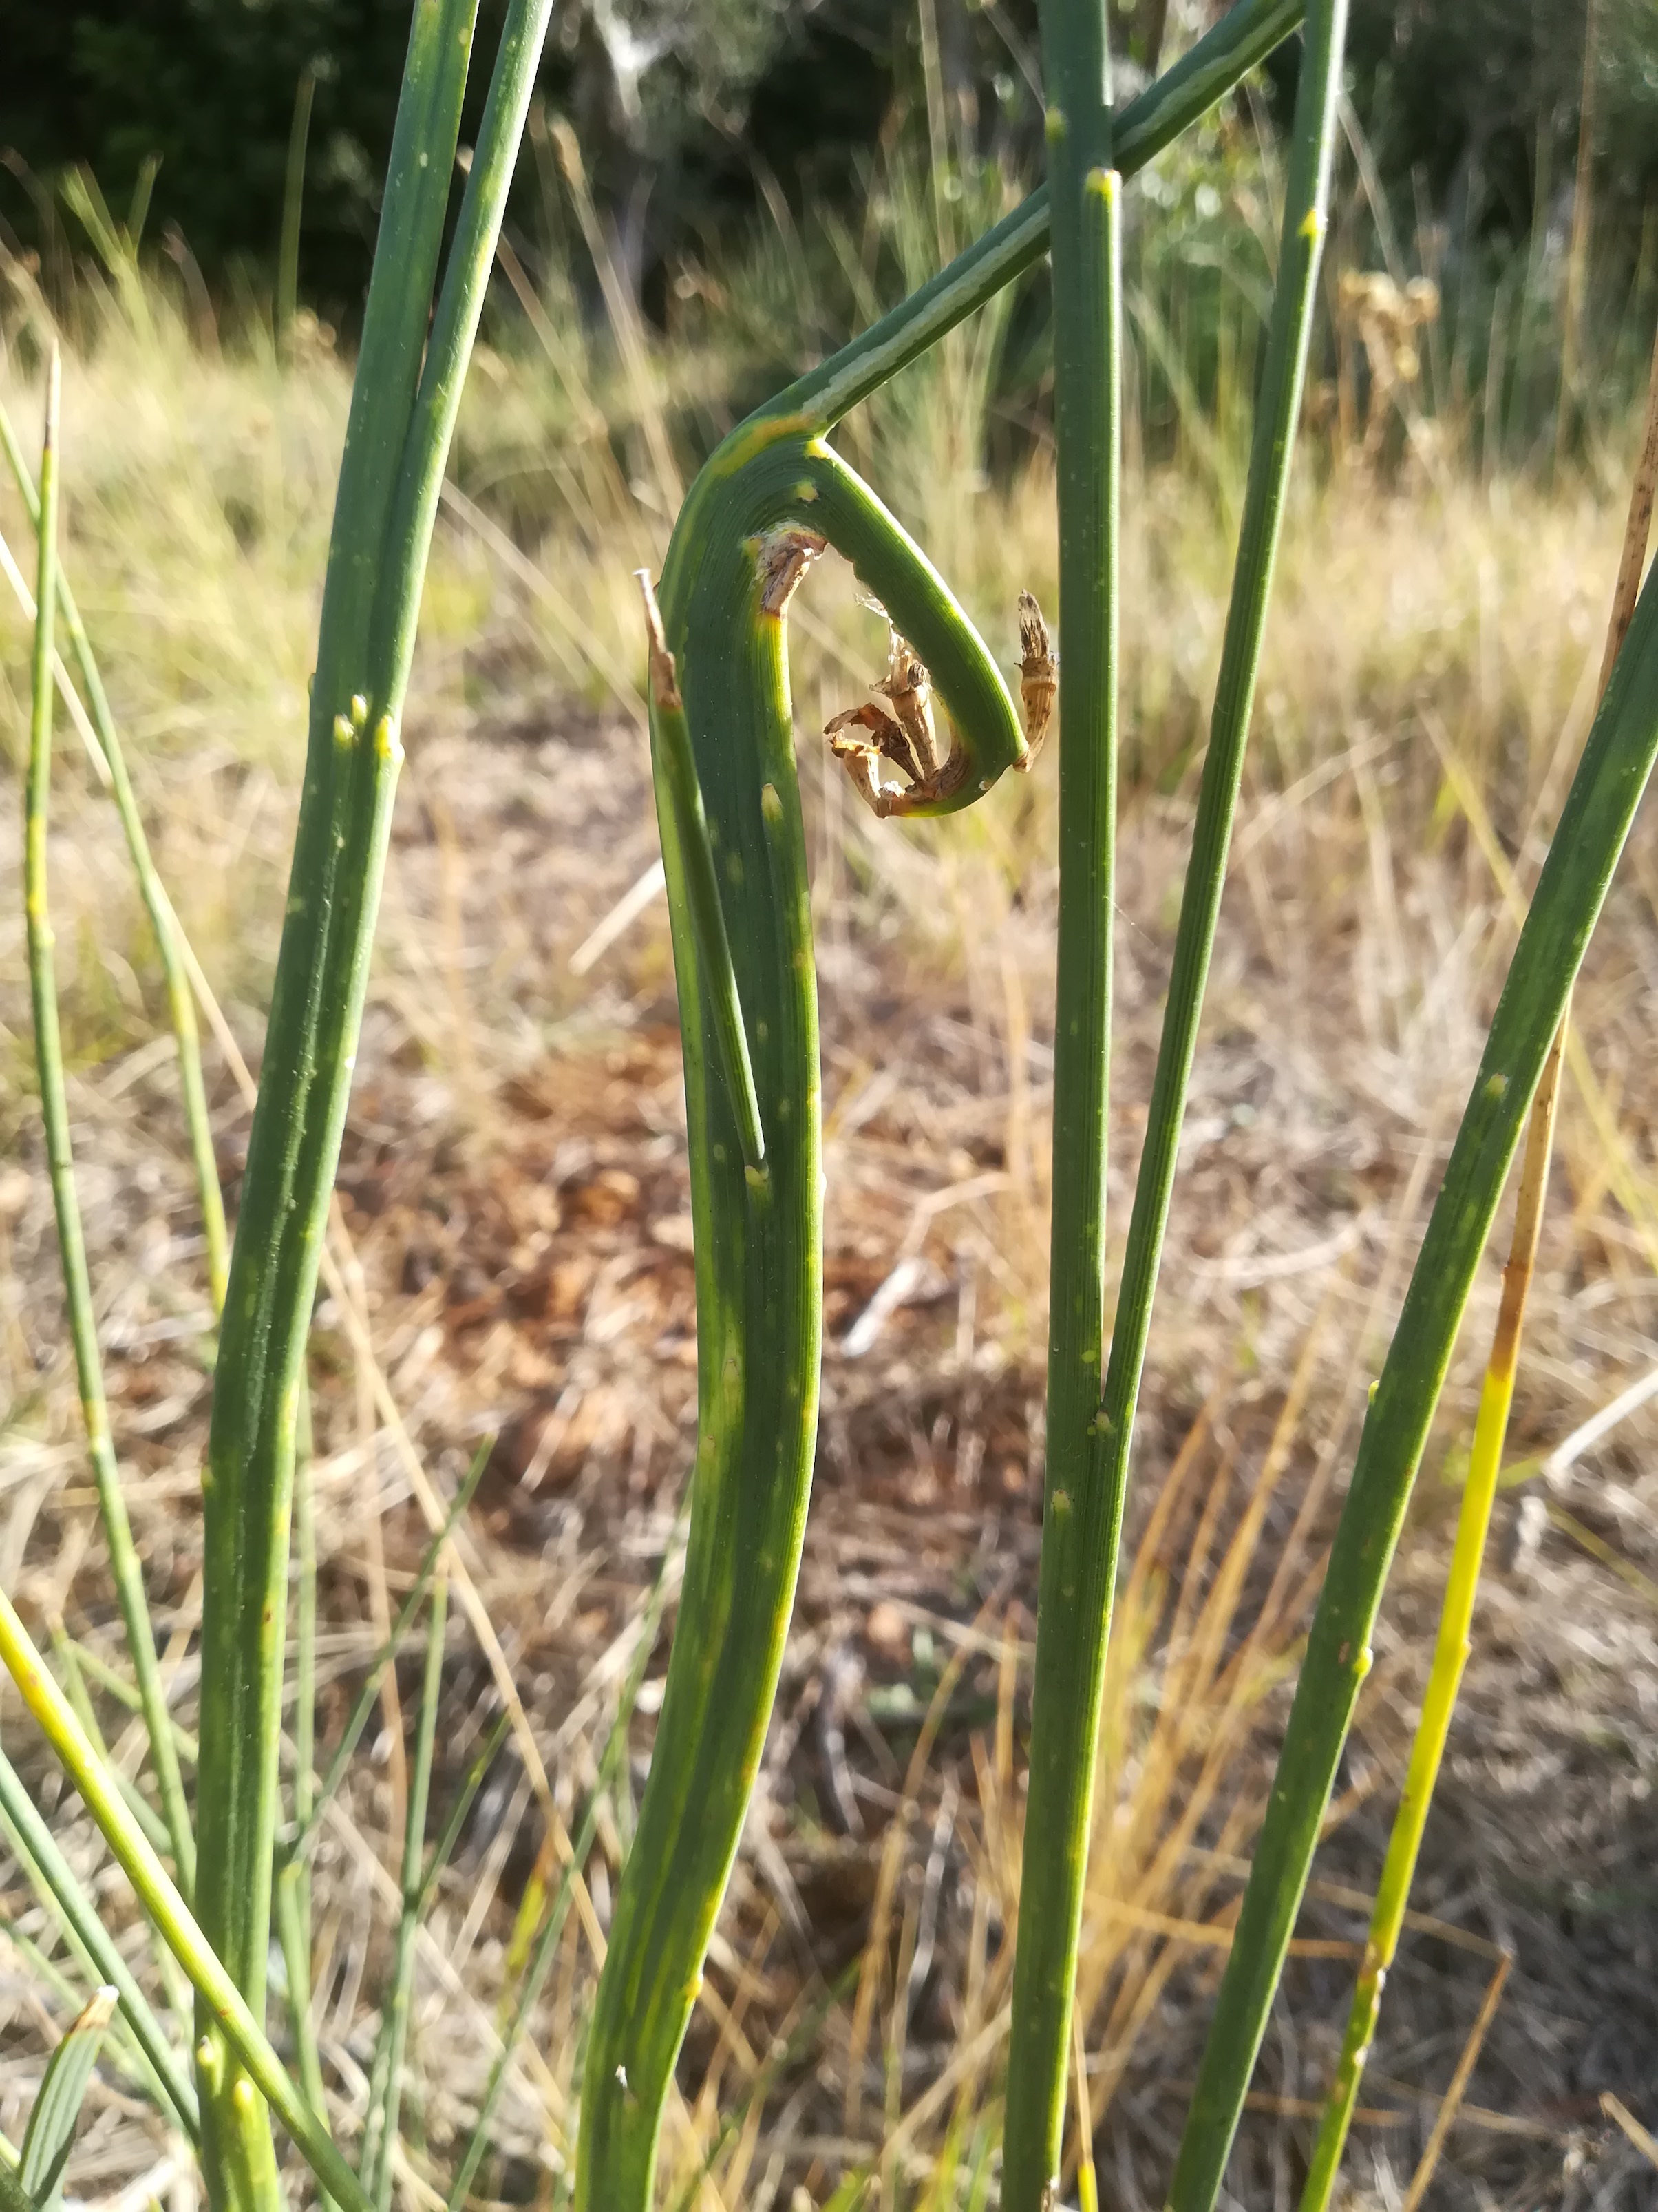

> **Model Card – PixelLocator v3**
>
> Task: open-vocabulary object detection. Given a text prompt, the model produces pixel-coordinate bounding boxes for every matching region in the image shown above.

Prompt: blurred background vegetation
[3,1,1658,466]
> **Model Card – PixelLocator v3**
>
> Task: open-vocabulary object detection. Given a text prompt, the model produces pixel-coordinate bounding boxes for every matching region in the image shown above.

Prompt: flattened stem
[637,568,767,1170]
[578,431,1020,2211]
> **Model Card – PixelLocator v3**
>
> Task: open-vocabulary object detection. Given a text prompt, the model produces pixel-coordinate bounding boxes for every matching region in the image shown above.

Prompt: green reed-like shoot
[1169,544,1658,2211]
[1003,3,1346,2195]
[1299,332,1658,2211]
[999,0,1122,2198]
[17,1985,116,2212]
[360,1578,447,2212]
[191,2,553,2198]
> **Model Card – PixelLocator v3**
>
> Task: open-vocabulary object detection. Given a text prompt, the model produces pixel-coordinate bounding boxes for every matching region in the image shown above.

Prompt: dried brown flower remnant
[756,527,827,618]
[825,624,970,817]
[1015,590,1056,770]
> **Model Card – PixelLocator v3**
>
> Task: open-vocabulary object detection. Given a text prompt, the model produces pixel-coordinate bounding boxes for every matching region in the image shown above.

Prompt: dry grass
[1,271,1657,2212]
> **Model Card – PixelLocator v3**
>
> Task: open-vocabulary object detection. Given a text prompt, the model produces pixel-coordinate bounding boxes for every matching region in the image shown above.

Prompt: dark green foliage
[1346,0,1658,247]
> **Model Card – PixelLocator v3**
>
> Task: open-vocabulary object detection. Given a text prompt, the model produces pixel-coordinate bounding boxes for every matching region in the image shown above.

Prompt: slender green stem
[1169,553,1658,2211]
[21,350,198,1905]
[576,429,1024,2212]
[194,4,553,2198]
[1001,0,1120,2197]
[1008,10,1346,2196]
[360,1578,446,2212]
[21,1985,117,2212]
[0,1589,372,2212]
[1298,1040,1561,2211]
[1299,323,1658,2211]
[0,1747,199,2140]
[293,1442,488,1864]
[0,394,229,1316]
[275,1386,332,2196]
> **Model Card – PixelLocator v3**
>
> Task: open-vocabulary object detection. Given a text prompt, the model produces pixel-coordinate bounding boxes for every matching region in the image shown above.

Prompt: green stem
[0,394,230,1316]
[293,1442,488,1864]
[575,432,1022,2212]
[277,66,317,354]
[1008,8,1346,2198]
[275,1386,332,2193]
[21,349,198,1904]
[1001,0,1120,2196]
[1297,1038,1561,2211]
[194,3,552,2197]
[1169,553,1658,2212]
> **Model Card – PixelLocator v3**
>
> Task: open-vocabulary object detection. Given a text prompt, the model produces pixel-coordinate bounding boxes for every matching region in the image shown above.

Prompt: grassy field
[3,146,1658,2209]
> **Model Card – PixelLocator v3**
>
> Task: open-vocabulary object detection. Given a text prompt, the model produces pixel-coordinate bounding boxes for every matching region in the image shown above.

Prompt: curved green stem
[575,434,1019,2211]
[1169,555,1658,2211]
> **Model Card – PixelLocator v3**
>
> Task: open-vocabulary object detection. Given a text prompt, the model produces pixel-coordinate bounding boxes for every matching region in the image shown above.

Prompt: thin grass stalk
[999,0,1121,2193]
[0,395,229,1314]
[454,1518,682,2211]
[0,1590,372,2212]
[275,1441,481,2184]
[360,1577,446,2211]
[295,1442,487,1861]
[1299,321,1658,2212]
[1167,538,1658,2212]
[0,1748,198,2140]
[19,350,198,1906]
[50,1630,173,1860]
[193,4,552,2195]
[1295,1070,1558,2210]
[1008,8,1346,2194]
